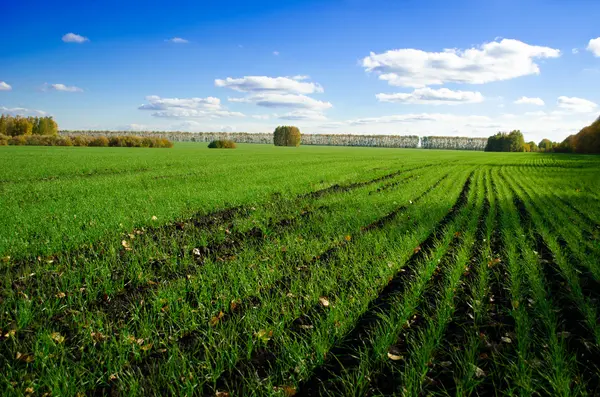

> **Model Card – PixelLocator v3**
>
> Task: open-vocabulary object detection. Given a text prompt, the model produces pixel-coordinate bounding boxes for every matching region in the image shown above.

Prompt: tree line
[0,115,59,136]
[485,117,600,154]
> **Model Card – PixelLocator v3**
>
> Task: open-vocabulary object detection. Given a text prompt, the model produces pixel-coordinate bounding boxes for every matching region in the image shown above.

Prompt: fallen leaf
[51,332,65,344]
[274,385,297,396]
[151,215,158,221]
[141,343,153,351]
[215,392,231,397]
[91,331,107,343]
[501,336,512,344]
[472,364,486,378]
[25,387,34,394]
[109,373,118,381]
[256,329,273,343]
[16,352,35,363]
[56,292,66,299]
[318,296,330,307]
[344,235,351,241]
[413,246,422,254]
[387,352,403,361]
[121,240,132,251]
[209,311,225,327]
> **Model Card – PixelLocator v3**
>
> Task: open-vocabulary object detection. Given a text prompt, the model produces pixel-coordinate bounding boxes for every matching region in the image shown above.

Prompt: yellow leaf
[51,332,65,344]
[344,235,351,241]
[255,329,273,343]
[141,343,153,351]
[387,352,403,361]
[318,296,330,307]
[209,311,225,326]
[215,392,230,397]
[16,352,35,363]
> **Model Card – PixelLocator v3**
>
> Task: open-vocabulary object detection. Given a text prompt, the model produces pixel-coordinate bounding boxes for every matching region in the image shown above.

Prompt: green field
[1,143,600,396]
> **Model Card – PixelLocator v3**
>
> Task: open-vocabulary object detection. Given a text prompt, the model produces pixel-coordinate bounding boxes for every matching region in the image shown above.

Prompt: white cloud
[0,106,47,116]
[139,95,221,110]
[44,83,84,93]
[587,37,600,57]
[215,76,323,94]
[278,110,328,121]
[166,37,189,43]
[362,38,560,88]
[557,96,598,113]
[273,51,280,56]
[347,113,490,126]
[572,48,579,54]
[62,33,89,43]
[251,114,271,120]
[229,93,332,110]
[122,124,150,131]
[514,96,545,106]
[0,82,11,91]
[376,87,484,105]
[139,95,244,119]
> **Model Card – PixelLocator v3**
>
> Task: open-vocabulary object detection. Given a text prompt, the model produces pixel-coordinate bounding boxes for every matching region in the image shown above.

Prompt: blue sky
[1,0,599,142]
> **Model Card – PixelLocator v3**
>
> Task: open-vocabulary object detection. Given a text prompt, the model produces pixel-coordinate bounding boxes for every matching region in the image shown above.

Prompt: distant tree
[273,126,301,147]
[507,130,525,152]
[539,139,553,152]
[9,116,33,136]
[527,141,539,152]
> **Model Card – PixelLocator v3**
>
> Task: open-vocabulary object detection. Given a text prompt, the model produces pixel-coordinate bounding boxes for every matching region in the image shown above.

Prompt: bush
[273,126,301,147]
[0,134,8,146]
[2,133,174,148]
[89,136,110,147]
[72,136,89,146]
[10,135,27,145]
[208,139,237,149]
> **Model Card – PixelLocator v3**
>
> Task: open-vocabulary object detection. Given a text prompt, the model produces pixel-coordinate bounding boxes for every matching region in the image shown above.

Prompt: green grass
[1,142,600,396]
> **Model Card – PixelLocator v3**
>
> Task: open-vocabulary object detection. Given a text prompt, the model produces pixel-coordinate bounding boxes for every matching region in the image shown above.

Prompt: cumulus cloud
[376,88,484,105]
[572,48,579,54]
[138,95,243,119]
[62,33,89,43]
[215,76,323,94]
[587,37,600,57]
[514,96,545,106]
[0,81,11,91]
[166,37,189,43]
[273,51,280,56]
[557,96,598,113]
[229,93,332,111]
[251,114,271,120]
[0,106,47,116]
[139,95,221,110]
[362,38,560,88]
[44,83,83,93]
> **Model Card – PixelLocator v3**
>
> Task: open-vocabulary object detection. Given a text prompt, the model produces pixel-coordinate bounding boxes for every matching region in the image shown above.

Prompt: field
[1,143,600,396]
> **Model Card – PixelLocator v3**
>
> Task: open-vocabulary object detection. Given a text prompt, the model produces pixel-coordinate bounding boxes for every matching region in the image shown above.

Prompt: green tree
[527,141,539,152]
[273,126,301,147]
[507,130,525,152]
[9,116,33,136]
[539,138,553,152]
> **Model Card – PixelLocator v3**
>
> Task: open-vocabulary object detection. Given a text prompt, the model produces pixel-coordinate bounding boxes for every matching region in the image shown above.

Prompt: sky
[1,0,600,143]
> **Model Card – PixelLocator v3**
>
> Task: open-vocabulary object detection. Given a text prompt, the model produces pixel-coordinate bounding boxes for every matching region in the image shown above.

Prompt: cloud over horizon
[362,38,560,88]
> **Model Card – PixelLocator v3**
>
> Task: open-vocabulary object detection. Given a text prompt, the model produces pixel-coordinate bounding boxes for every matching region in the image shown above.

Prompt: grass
[1,142,600,396]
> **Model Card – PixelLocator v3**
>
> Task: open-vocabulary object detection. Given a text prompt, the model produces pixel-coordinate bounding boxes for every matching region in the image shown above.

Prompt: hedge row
[0,134,173,148]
